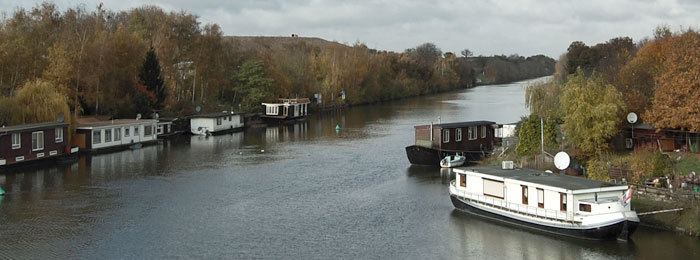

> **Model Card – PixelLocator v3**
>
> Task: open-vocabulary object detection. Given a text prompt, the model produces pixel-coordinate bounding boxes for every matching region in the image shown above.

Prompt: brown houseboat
[0,122,77,167]
[405,121,496,166]
[261,98,311,122]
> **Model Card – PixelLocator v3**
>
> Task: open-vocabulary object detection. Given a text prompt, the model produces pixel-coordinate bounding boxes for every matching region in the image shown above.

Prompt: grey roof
[0,122,68,133]
[77,119,157,128]
[189,112,241,118]
[416,121,496,129]
[459,166,620,191]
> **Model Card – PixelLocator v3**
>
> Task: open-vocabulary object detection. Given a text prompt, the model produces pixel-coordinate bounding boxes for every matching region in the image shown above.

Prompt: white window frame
[216,118,222,126]
[157,125,164,134]
[442,129,450,143]
[55,127,63,143]
[134,126,139,136]
[125,127,130,137]
[114,128,122,142]
[266,105,278,115]
[145,125,153,136]
[93,130,102,144]
[105,128,112,142]
[468,126,477,140]
[31,131,44,151]
[481,126,487,138]
[455,128,462,142]
[12,132,21,149]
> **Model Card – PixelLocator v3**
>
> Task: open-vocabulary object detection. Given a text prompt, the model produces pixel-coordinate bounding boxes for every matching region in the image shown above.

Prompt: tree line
[0,2,555,126]
[521,26,699,179]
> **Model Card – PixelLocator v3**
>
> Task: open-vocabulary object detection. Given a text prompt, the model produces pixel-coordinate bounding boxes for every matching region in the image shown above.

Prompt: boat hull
[450,195,638,240]
[406,145,484,166]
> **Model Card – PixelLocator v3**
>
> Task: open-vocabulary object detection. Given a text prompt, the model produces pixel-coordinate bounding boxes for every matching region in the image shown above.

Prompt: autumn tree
[561,69,624,158]
[13,79,71,124]
[645,30,700,131]
[525,80,562,119]
[515,115,559,156]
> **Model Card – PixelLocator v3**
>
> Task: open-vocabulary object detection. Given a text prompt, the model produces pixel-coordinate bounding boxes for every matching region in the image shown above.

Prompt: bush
[586,159,611,182]
[630,151,671,182]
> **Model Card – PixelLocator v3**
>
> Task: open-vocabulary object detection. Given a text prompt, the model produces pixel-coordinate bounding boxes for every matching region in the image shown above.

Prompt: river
[1,76,698,259]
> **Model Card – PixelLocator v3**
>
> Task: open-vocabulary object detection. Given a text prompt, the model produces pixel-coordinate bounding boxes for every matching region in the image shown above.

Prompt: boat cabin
[74,119,158,151]
[451,166,634,223]
[0,122,74,166]
[157,117,184,138]
[261,98,311,120]
[414,121,496,152]
[189,112,243,135]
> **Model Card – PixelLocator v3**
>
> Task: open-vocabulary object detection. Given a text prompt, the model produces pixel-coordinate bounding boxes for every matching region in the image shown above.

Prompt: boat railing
[450,180,576,222]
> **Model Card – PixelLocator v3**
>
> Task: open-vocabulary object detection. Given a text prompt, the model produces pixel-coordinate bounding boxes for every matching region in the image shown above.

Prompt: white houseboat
[261,98,311,122]
[189,112,243,135]
[449,165,639,240]
[74,119,159,152]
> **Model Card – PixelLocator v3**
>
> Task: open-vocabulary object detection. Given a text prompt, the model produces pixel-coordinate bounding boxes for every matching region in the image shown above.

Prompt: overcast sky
[2,0,699,58]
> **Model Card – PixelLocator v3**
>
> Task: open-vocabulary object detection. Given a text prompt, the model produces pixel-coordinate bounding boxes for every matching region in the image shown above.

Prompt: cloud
[2,0,699,57]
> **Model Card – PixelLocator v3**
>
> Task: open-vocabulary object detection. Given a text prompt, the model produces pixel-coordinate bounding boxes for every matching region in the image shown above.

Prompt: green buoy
[335,125,341,131]
[0,186,5,196]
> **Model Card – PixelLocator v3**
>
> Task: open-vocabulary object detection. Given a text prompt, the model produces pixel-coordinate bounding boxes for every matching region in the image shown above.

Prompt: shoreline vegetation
[0,2,554,126]
[485,25,700,236]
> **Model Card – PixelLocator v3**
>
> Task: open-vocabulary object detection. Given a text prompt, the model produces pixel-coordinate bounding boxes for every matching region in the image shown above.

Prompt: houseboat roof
[158,117,178,123]
[0,122,68,133]
[188,112,241,119]
[415,121,496,129]
[262,98,311,105]
[456,166,620,191]
[76,119,157,129]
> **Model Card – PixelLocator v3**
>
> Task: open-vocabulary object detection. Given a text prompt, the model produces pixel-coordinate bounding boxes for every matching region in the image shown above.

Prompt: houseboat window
[55,128,63,143]
[93,130,101,144]
[134,126,139,136]
[443,130,450,143]
[157,125,164,134]
[228,116,232,121]
[105,129,112,142]
[456,128,462,142]
[468,126,477,140]
[31,131,44,151]
[114,128,122,141]
[522,186,528,204]
[145,125,153,136]
[483,179,505,199]
[560,193,567,211]
[12,133,21,149]
[125,127,130,137]
[537,188,544,208]
[579,203,591,212]
[216,118,222,125]
[481,126,487,138]
[459,174,466,187]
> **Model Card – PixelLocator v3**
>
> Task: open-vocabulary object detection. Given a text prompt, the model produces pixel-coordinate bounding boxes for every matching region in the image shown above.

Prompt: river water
[1,77,698,259]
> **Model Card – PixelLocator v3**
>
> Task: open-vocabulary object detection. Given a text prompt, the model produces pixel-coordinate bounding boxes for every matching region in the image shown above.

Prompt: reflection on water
[1,76,698,258]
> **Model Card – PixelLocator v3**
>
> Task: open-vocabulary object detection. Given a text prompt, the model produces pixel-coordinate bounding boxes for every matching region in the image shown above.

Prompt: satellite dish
[57,114,64,123]
[195,105,202,113]
[626,112,638,124]
[136,113,142,120]
[554,151,571,170]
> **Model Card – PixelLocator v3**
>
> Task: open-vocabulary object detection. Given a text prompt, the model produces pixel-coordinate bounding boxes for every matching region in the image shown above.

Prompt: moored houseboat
[261,98,311,122]
[405,121,496,166]
[189,112,244,135]
[73,119,159,152]
[449,165,639,240]
[0,122,78,167]
[157,117,185,138]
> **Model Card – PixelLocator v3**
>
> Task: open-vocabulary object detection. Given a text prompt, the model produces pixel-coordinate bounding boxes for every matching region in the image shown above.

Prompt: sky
[1,0,699,58]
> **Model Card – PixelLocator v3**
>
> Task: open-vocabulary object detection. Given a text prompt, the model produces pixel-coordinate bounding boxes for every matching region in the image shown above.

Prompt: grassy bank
[634,193,700,236]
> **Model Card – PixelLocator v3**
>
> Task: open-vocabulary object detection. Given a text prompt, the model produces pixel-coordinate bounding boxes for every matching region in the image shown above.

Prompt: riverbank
[634,192,700,236]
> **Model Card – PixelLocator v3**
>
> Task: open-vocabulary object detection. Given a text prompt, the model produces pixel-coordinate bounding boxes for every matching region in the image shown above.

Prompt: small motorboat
[440,155,466,168]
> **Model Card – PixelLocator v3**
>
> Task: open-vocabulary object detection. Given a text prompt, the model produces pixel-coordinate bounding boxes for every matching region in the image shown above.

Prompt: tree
[645,30,700,131]
[13,79,71,124]
[138,47,166,110]
[461,49,473,58]
[515,115,558,156]
[233,60,273,112]
[561,69,624,158]
[525,80,562,119]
